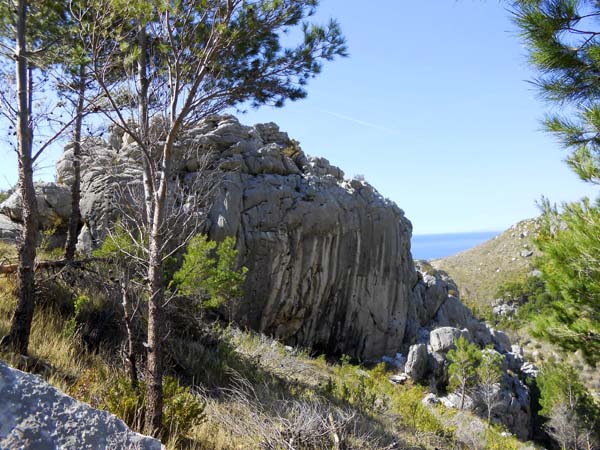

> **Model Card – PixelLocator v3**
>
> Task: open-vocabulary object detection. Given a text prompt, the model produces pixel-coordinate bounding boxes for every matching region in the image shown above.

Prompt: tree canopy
[513,0,600,363]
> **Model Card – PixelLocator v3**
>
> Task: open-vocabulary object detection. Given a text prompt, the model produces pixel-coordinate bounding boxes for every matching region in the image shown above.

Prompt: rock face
[1,182,71,229]
[0,115,536,440]
[0,360,162,450]
[398,263,534,440]
[54,115,417,359]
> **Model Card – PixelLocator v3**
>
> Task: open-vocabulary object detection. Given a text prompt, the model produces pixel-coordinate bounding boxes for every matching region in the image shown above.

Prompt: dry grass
[432,219,539,314]
[0,252,529,450]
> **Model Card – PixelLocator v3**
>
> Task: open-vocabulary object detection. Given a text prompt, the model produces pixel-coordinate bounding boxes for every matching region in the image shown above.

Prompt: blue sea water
[411,231,500,261]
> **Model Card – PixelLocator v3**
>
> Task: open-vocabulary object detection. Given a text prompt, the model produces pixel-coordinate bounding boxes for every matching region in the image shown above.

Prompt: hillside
[432,220,600,398]
[432,219,540,313]
[0,259,533,449]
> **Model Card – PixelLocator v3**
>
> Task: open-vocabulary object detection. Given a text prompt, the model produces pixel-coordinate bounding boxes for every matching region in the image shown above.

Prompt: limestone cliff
[0,116,497,361]
[63,116,416,359]
[0,116,535,438]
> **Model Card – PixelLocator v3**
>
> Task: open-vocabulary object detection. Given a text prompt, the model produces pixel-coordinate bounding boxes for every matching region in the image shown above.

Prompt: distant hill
[433,219,600,395]
[431,219,540,312]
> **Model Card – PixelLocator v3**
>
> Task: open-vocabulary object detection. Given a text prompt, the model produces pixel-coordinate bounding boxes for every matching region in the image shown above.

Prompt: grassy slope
[0,240,535,450]
[431,219,540,314]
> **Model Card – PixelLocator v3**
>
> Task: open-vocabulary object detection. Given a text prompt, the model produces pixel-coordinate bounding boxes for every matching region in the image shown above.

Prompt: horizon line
[412,229,503,237]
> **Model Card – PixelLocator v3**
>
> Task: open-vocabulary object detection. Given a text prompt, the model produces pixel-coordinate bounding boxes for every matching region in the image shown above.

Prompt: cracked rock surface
[0,360,162,450]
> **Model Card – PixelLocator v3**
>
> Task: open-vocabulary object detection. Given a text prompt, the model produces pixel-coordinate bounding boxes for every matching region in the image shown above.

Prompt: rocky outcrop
[0,115,536,440]
[405,343,428,380]
[2,115,415,360]
[1,182,71,229]
[0,360,162,450]
[394,263,534,440]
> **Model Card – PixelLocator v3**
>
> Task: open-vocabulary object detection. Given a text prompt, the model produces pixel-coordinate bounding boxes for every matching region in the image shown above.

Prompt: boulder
[440,392,474,410]
[490,328,511,353]
[0,360,162,450]
[429,327,469,353]
[427,350,448,393]
[389,373,409,385]
[492,374,532,440]
[0,182,71,230]
[405,344,428,381]
[0,214,20,242]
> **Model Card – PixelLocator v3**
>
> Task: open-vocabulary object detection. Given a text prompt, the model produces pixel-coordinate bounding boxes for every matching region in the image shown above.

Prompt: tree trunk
[64,63,86,261]
[144,131,175,437]
[144,210,165,437]
[1,0,38,356]
[137,24,154,226]
[121,272,138,389]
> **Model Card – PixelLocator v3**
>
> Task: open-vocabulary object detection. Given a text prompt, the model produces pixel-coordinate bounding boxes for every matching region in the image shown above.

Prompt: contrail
[321,110,399,134]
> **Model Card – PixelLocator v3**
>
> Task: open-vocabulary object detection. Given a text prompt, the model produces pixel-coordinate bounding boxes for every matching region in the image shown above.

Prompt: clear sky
[1,0,596,234]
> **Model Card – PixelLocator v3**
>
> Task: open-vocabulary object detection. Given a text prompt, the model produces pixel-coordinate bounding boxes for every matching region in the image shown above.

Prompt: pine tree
[513,0,600,363]
[0,0,71,355]
[447,336,482,410]
[476,349,504,423]
[71,0,346,435]
[537,362,599,449]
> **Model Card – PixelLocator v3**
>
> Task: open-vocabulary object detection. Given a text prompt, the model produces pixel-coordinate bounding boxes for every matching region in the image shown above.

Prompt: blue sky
[1,0,596,234]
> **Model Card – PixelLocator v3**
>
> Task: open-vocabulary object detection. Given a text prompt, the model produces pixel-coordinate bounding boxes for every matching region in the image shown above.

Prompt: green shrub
[323,358,382,414]
[102,375,206,442]
[172,234,247,311]
[447,336,482,410]
[484,425,519,450]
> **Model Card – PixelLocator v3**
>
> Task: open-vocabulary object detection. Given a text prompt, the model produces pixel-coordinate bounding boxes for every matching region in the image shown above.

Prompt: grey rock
[0,214,20,242]
[60,116,416,360]
[427,350,448,393]
[505,351,524,372]
[493,303,518,318]
[405,344,428,381]
[520,362,539,378]
[520,250,534,258]
[0,360,162,450]
[490,328,511,353]
[422,393,439,406]
[435,295,473,329]
[440,392,474,410]
[412,262,459,327]
[429,327,469,353]
[1,182,71,230]
[389,373,409,385]
[493,374,532,440]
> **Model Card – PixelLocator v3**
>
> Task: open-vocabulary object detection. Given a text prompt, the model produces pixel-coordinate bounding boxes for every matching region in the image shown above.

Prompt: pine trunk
[144,212,164,436]
[64,64,86,261]
[137,25,154,225]
[121,273,138,389]
[2,0,38,356]
[144,133,175,437]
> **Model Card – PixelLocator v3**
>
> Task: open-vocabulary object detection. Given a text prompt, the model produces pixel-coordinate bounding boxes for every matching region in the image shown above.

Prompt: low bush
[102,375,206,443]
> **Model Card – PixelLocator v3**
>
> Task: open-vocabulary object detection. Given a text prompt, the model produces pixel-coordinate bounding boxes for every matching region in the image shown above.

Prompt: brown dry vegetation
[0,238,534,449]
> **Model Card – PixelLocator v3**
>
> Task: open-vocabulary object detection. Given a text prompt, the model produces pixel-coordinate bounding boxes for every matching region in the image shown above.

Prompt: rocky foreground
[0,361,161,450]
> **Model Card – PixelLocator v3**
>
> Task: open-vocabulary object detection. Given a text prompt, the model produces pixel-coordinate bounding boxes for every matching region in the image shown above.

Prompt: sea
[411,231,500,261]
